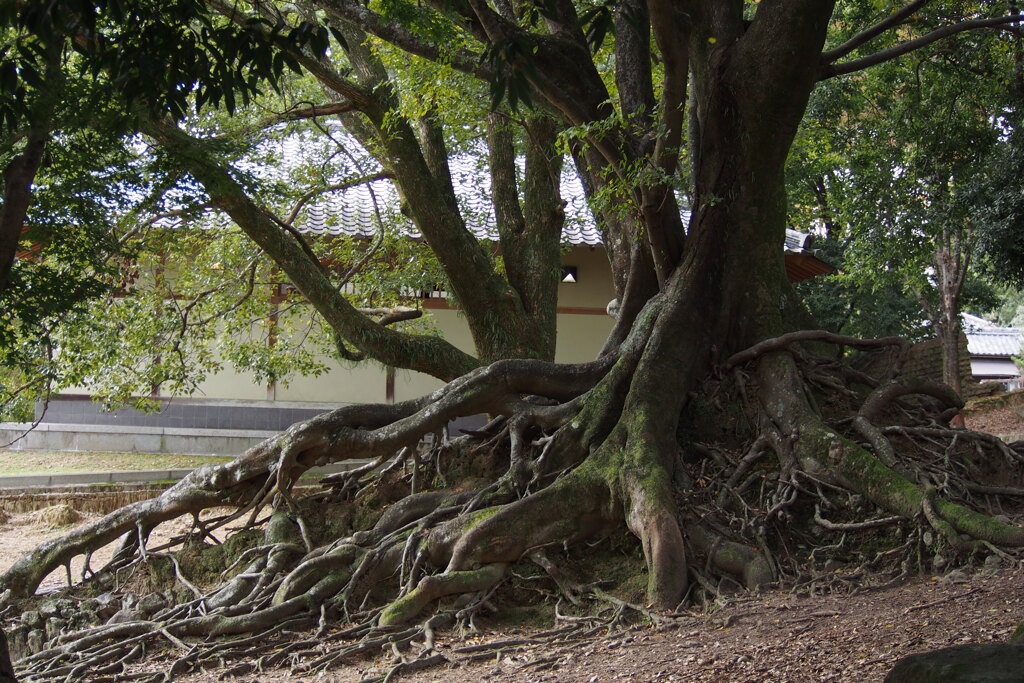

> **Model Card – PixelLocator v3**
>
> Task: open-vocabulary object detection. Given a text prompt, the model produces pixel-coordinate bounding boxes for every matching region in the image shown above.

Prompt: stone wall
[857,333,983,397]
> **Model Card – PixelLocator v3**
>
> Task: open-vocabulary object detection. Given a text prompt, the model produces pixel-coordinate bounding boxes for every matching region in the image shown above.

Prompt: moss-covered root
[378,562,508,626]
[445,475,614,573]
[759,352,1024,547]
[272,545,363,606]
[376,475,615,626]
[620,454,686,609]
[685,523,773,589]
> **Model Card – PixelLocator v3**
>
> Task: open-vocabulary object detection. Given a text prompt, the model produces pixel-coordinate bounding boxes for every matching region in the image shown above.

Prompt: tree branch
[725,330,907,368]
[823,15,1024,79]
[821,0,934,63]
[255,101,358,129]
[318,0,492,79]
[144,118,480,381]
[0,130,46,296]
[208,0,377,111]
[284,172,393,226]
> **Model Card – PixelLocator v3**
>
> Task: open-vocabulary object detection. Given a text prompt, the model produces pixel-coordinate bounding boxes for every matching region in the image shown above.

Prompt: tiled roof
[164,135,821,255]
[963,314,1023,357]
[294,174,819,253]
[966,328,1023,357]
[295,165,603,245]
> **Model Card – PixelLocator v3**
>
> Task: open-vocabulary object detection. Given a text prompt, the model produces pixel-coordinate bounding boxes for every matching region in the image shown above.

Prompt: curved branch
[318,0,492,79]
[284,172,392,226]
[143,118,479,380]
[822,15,1024,80]
[725,330,908,368]
[0,353,614,598]
[821,0,933,63]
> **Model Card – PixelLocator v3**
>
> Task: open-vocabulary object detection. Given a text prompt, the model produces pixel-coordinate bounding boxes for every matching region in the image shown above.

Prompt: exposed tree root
[3,328,1024,681]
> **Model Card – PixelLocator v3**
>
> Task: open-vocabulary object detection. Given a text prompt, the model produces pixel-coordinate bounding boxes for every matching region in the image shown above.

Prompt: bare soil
[0,450,230,476]
[965,390,1024,438]
[115,565,1022,682]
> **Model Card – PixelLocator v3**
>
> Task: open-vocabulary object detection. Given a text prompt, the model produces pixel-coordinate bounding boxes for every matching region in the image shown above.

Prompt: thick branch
[0,130,46,295]
[144,119,479,380]
[821,0,933,63]
[725,330,907,369]
[0,353,613,598]
[823,15,1024,79]
[318,0,491,78]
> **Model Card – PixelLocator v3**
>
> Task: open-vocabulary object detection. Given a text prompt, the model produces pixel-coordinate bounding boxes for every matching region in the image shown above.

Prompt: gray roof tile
[966,328,1023,357]
[294,157,603,246]
[962,313,1023,357]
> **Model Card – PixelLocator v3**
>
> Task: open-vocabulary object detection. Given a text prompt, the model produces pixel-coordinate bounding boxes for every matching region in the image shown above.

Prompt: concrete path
[0,461,363,490]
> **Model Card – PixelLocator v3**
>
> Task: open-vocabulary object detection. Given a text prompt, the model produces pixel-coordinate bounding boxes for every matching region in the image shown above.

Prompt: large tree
[4,1,1024,679]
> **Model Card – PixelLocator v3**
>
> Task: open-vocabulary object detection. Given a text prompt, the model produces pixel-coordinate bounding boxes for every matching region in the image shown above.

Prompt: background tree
[789,20,1014,395]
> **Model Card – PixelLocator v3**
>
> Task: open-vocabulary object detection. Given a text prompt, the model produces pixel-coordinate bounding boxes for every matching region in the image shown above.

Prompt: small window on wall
[562,266,578,283]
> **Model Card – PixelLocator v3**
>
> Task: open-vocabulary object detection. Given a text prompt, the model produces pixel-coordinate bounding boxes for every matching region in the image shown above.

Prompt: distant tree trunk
[933,227,971,398]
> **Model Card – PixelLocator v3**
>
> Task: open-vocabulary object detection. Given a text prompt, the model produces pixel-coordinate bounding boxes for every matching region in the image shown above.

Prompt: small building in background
[963,313,1024,390]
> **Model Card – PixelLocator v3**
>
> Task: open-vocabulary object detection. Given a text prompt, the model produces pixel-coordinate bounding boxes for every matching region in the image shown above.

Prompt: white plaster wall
[557,246,616,309]
[275,359,389,403]
[59,246,617,408]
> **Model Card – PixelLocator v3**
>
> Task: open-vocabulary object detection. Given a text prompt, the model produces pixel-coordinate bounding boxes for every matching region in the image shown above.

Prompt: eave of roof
[784,251,836,283]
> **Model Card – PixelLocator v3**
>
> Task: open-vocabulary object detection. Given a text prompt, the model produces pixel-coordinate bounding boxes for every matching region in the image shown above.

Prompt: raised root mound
[1,330,1023,681]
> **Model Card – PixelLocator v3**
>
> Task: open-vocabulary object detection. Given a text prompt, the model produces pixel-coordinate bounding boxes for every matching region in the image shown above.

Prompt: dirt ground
[0,507,226,593]
[964,389,1024,438]
[115,564,1021,683]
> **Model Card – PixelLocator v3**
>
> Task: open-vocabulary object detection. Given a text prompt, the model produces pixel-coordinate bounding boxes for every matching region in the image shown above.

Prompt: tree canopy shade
[5,1,1024,680]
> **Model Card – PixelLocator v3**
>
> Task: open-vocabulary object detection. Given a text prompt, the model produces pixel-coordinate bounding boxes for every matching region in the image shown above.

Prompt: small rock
[26,629,43,654]
[932,553,947,571]
[885,642,1024,682]
[6,624,28,662]
[72,609,98,629]
[106,609,144,625]
[37,600,62,618]
[137,593,167,616]
[92,594,120,620]
[940,569,969,584]
[44,617,64,641]
[20,611,41,628]
[984,554,1002,570]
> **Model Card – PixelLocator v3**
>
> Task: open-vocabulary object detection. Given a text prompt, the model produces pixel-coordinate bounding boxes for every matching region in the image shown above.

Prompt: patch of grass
[0,450,232,476]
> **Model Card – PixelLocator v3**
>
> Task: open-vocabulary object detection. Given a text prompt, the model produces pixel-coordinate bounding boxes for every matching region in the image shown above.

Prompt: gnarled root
[7,325,1024,681]
[757,351,1024,549]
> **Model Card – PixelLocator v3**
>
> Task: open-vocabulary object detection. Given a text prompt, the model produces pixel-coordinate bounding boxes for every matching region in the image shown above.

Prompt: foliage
[0,0,321,128]
[790,13,1017,344]
[975,113,1024,286]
